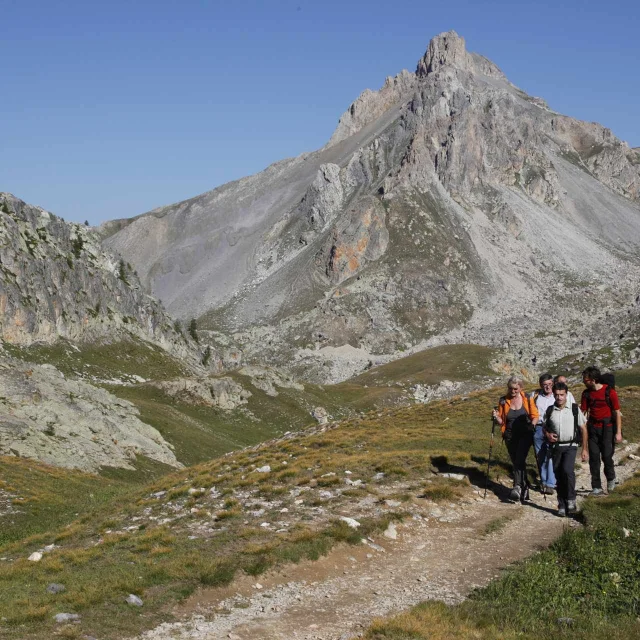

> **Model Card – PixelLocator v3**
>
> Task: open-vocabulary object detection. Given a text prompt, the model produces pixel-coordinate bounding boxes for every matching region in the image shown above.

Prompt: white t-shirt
[533,391,555,426]
[544,401,586,447]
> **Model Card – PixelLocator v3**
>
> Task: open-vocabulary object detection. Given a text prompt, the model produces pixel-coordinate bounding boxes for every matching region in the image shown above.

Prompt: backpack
[545,403,581,445]
[600,372,616,390]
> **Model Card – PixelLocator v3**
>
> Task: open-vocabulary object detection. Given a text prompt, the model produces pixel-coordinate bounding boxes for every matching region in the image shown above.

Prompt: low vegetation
[0,384,509,638]
[1,380,636,639]
[3,337,192,382]
[365,472,640,640]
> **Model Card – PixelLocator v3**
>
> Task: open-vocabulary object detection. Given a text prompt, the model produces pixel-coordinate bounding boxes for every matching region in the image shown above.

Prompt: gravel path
[134,444,639,640]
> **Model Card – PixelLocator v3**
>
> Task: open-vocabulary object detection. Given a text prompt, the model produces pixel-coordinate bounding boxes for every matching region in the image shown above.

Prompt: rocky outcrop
[237,365,304,397]
[317,197,389,285]
[150,377,251,409]
[416,30,505,79]
[328,70,417,147]
[0,193,201,367]
[0,357,180,472]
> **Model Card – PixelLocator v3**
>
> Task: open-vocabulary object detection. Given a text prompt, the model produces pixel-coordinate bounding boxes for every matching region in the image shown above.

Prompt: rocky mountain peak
[416,30,468,76]
[103,34,640,384]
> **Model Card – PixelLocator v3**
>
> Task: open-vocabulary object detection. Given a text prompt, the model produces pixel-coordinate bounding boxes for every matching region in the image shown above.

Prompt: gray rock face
[0,193,200,367]
[103,31,640,382]
[150,377,251,409]
[237,365,304,397]
[0,357,181,472]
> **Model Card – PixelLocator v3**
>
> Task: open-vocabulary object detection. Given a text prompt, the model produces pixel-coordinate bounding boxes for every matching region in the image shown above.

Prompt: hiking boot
[607,480,616,492]
[520,485,530,503]
[567,500,577,514]
[590,488,603,496]
[542,485,555,496]
[557,507,566,517]
[509,486,521,501]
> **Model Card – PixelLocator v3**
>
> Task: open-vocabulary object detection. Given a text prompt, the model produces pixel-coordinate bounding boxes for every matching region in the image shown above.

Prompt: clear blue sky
[2,0,638,225]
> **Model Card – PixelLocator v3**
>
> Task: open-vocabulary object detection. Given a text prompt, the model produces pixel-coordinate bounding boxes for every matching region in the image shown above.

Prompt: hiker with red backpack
[543,381,588,517]
[580,366,622,495]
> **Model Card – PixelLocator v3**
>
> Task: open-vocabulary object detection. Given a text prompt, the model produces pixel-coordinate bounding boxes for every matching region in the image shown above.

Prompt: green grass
[349,344,495,388]
[481,514,516,537]
[615,362,640,388]
[106,344,497,466]
[0,341,637,638]
[2,336,191,382]
[0,457,142,547]
[364,465,640,640]
[0,384,513,639]
[107,383,295,466]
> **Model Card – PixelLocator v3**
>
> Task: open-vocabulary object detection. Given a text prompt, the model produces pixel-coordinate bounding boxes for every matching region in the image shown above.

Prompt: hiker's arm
[580,424,588,462]
[614,410,622,443]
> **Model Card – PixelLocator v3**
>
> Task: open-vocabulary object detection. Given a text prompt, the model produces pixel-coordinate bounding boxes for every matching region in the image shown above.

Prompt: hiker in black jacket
[544,381,588,517]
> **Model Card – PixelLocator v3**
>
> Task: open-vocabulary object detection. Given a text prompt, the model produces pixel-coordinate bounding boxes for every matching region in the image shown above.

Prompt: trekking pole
[483,409,498,499]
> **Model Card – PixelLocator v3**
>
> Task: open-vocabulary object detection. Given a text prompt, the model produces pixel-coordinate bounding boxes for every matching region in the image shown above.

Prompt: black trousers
[552,445,577,508]
[587,424,616,489]
[506,428,533,489]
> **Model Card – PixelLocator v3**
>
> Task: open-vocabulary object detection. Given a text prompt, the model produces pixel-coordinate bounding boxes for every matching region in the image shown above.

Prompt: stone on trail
[28,552,42,562]
[256,465,271,473]
[340,516,361,528]
[54,613,80,623]
[383,522,398,540]
[46,583,66,594]
[126,594,143,607]
[440,473,466,481]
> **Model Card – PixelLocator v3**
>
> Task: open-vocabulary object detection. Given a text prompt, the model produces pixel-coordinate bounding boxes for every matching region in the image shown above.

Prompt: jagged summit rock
[101,32,640,382]
[416,30,469,76]
[415,30,505,79]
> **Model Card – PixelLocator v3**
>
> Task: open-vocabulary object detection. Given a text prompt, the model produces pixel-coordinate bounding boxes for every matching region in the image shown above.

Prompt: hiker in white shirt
[553,374,576,405]
[544,381,588,517]
[531,373,556,495]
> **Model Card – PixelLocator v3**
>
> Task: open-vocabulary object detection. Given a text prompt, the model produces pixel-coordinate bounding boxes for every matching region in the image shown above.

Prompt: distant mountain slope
[0,192,199,365]
[103,31,640,381]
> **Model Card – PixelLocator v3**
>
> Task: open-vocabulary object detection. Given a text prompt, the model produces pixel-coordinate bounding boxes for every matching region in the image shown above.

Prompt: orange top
[497,391,539,434]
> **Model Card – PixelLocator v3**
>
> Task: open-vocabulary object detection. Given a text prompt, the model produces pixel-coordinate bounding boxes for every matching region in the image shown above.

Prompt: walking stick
[484,410,498,499]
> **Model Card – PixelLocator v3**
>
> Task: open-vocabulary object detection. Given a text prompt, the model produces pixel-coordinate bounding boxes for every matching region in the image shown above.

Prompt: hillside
[0,193,199,364]
[0,371,638,639]
[102,31,640,382]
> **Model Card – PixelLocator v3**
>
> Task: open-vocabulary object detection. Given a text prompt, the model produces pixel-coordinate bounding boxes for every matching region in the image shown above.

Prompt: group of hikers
[492,366,622,517]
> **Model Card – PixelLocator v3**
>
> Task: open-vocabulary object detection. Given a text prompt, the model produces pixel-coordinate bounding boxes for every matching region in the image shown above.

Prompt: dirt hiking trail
[135,444,639,640]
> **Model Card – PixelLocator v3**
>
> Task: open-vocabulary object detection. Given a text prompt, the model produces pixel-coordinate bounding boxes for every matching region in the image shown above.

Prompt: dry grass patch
[0,386,526,638]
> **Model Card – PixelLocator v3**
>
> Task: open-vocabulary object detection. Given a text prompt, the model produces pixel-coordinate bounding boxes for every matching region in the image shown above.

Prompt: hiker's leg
[588,426,603,489]
[540,440,555,488]
[533,425,544,456]
[506,438,518,485]
[513,431,532,489]
[563,448,578,503]
[533,425,552,487]
[601,426,616,483]
[552,447,566,509]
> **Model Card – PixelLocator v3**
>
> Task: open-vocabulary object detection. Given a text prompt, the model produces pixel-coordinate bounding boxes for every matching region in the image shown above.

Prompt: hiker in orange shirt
[492,376,539,502]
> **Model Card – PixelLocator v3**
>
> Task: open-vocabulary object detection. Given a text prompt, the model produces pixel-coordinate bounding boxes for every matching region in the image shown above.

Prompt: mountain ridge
[102,31,640,382]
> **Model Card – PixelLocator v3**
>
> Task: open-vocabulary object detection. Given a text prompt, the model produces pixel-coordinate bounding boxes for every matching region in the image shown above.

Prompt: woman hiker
[492,376,539,502]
